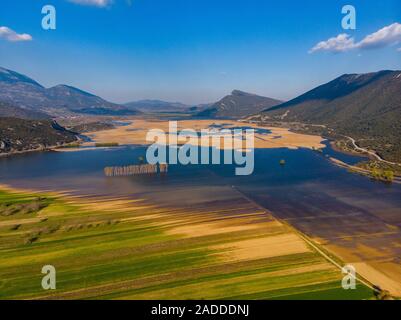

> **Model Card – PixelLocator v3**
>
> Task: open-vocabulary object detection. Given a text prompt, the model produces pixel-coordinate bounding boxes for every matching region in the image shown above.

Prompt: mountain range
[0,67,139,117]
[1,66,400,161]
[124,99,190,112]
[197,90,282,119]
[259,70,401,162]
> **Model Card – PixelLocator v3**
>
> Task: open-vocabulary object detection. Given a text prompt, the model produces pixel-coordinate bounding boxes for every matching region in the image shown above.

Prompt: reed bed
[104,164,168,176]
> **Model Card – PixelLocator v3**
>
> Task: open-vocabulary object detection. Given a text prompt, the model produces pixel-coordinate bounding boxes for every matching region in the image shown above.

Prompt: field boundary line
[230,186,377,293]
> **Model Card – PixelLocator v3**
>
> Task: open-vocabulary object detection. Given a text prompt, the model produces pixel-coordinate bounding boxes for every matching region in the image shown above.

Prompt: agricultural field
[0,187,374,300]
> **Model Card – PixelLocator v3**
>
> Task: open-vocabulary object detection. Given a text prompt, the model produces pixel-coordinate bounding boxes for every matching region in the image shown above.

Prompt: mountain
[0,101,49,120]
[197,90,282,119]
[260,70,401,161]
[125,99,189,112]
[0,67,139,116]
[0,118,77,155]
[45,85,135,115]
[188,102,214,113]
[0,68,43,86]
[0,68,50,110]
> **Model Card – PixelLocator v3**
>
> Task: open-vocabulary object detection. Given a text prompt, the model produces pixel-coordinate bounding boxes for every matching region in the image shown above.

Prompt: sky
[0,0,400,105]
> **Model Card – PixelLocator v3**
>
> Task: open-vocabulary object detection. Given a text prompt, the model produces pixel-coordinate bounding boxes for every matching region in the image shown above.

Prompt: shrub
[95,142,119,147]
[10,224,21,231]
[382,170,394,182]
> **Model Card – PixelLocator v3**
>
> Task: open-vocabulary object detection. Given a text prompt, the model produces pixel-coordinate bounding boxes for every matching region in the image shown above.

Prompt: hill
[0,67,139,116]
[197,90,282,119]
[0,101,49,120]
[258,70,401,162]
[125,99,190,112]
[0,118,77,155]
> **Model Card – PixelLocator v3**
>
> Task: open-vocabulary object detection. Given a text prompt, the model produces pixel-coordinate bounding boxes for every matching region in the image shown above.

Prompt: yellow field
[65,119,326,151]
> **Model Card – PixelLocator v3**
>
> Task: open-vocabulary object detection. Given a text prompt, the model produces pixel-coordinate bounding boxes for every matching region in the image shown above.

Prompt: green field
[94,142,120,147]
[0,189,374,300]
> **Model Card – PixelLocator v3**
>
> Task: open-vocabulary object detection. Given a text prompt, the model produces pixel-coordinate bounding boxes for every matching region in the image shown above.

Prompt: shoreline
[0,136,84,158]
[329,157,401,184]
[329,140,368,158]
[0,145,60,158]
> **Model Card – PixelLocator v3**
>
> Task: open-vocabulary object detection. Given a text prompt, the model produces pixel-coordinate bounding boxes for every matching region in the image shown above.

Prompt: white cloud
[310,22,401,53]
[309,34,356,53]
[68,0,113,7]
[357,23,401,49]
[397,48,401,52]
[0,26,32,42]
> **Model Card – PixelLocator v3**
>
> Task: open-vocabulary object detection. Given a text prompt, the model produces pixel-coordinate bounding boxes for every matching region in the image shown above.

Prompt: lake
[1,142,400,281]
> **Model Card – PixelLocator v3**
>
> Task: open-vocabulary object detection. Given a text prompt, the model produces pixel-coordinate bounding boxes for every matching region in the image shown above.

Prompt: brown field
[69,118,325,151]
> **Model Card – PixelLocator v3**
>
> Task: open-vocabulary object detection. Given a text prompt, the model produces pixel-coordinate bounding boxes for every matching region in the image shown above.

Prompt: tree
[382,170,394,182]
[371,168,381,180]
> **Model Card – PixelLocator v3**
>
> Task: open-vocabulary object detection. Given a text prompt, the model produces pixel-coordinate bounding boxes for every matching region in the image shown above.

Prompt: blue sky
[0,0,400,104]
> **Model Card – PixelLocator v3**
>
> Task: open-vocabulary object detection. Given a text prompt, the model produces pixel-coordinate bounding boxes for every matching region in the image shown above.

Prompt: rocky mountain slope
[0,118,77,155]
[0,101,49,120]
[0,67,139,116]
[125,99,190,112]
[197,90,282,119]
[258,70,401,162]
